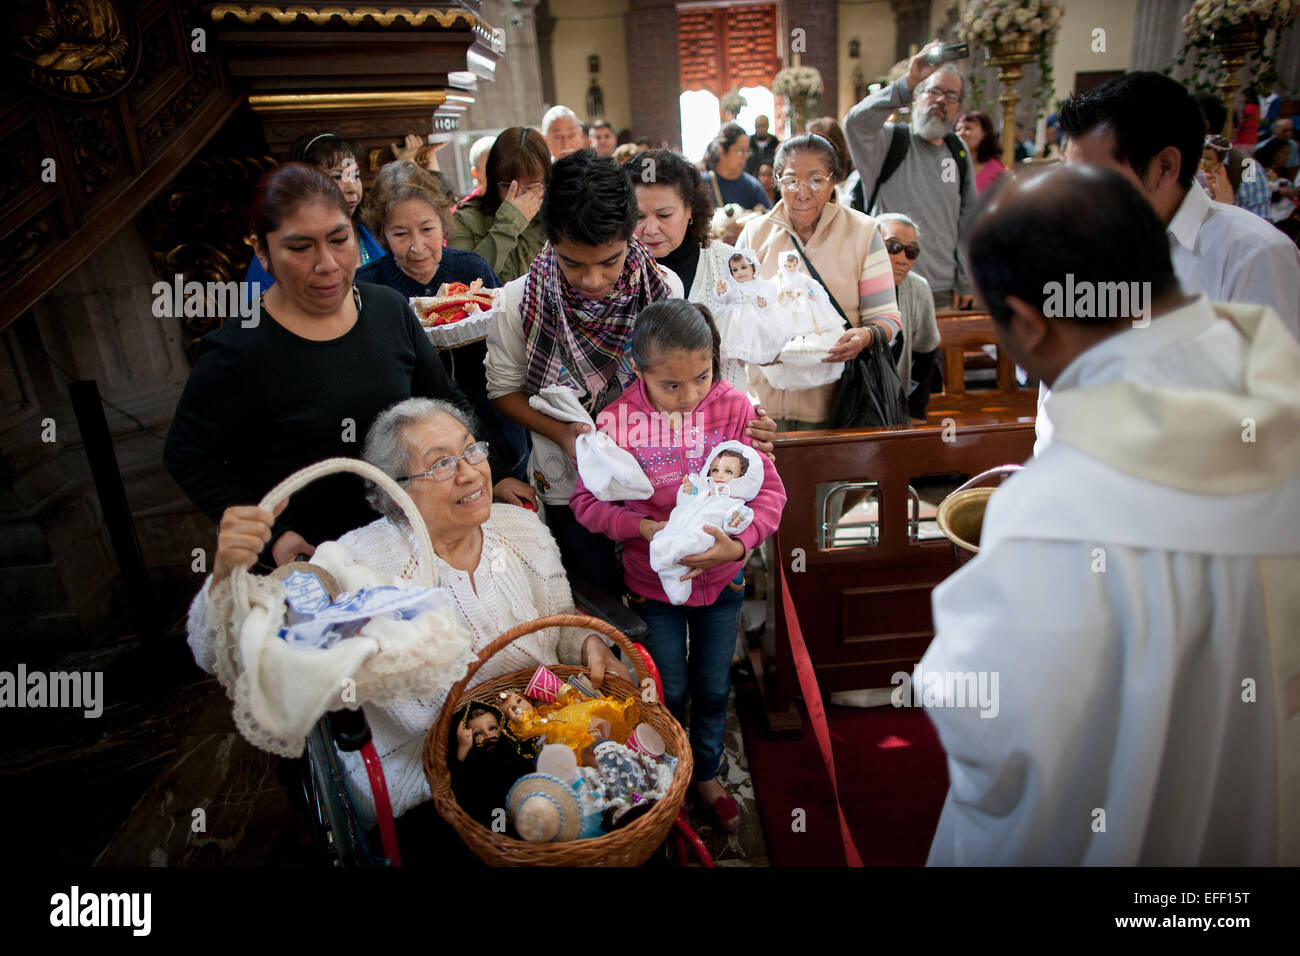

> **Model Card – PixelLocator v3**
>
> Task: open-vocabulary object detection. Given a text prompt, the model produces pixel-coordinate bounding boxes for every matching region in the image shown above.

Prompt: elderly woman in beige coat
[736,133,902,430]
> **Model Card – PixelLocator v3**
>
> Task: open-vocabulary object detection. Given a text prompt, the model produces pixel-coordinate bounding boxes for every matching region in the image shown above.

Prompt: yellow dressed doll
[499,686,640,756]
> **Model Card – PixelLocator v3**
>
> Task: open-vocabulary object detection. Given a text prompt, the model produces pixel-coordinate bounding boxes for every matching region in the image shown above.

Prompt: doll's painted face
[709,452,746,484]
[728,256,755,282]
[782,253,799,273]
[499,692,536,722]
[466,710,501,748]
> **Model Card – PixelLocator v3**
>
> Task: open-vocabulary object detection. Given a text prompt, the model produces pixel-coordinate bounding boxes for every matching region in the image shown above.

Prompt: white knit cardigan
[187,503,592,819]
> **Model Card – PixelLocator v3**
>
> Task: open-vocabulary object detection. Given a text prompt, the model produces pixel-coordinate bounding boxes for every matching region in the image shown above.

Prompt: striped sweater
[736,198,901,424]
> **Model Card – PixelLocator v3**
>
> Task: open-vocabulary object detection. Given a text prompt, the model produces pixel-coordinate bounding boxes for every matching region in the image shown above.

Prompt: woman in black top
[164,163,533,565]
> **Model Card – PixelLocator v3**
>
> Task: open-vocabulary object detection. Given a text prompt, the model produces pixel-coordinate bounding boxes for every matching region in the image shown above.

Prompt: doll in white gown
[709,251,792,385]
[648,441,764,605]
[761,251,846,391]
[775,251,840,336]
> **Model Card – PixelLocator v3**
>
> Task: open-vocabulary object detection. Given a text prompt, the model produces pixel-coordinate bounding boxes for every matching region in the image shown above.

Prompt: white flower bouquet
[959,0,1066,45]
[772,66,823,98]
[1174,0,1297,95]
[1183,0,1298,39]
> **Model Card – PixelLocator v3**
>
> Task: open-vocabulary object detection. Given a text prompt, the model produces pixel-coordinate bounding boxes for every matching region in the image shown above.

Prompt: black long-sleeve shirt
[163,281,499,552]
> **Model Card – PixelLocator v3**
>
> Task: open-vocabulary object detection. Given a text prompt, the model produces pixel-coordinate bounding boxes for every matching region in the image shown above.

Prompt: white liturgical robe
[923,297,1300,865]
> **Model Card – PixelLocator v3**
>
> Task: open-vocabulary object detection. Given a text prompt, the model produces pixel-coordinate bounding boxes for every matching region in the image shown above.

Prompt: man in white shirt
[922,164,1300,865]
[1034,72,1300,453]
[1058,72,1299,338]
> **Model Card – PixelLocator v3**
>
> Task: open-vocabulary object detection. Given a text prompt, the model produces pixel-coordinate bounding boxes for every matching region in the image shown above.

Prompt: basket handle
[950,464,1022,497]
[430,613,649,770]
[233,457,438,613]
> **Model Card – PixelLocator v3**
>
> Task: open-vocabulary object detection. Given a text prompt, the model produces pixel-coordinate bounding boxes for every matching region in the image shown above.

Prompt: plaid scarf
[521,236,671,413]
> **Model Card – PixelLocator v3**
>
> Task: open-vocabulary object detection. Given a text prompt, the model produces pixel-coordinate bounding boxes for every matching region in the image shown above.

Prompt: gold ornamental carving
[248,89,449,112]
[208,5,504,51]
[14,0,139,100]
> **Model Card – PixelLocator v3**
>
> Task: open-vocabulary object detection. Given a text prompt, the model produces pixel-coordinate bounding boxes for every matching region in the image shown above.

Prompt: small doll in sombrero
[449,698,541,827]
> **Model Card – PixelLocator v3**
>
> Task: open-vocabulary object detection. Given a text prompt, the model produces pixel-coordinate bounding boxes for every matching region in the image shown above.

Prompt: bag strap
[779,563,864,866]
[866,124,911,213]
[708,171,725,208]
[943,132,971,206]
[785,231,850,329]
[868,127,969,212]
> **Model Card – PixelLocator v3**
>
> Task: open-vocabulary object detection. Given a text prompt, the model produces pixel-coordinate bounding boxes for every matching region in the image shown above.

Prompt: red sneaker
[698,789,741,833]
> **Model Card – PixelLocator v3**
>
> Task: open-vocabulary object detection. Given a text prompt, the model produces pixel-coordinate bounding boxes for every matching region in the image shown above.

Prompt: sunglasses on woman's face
[884,238,920,260]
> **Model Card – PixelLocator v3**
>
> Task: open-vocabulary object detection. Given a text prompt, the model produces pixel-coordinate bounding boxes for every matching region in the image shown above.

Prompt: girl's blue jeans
[628,568,745,782]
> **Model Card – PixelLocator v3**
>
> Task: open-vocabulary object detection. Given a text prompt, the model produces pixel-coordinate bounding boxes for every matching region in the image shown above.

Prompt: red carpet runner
[736,690,950,866]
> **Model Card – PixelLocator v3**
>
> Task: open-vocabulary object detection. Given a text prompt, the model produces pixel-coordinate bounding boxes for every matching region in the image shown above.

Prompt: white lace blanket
[203,540,475,757]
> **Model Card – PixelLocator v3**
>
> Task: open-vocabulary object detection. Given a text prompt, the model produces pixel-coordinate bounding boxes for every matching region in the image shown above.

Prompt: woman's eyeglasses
[884,238,920,260]
[777,175,834,193]
[396,441,491,482]
[497,182,544,195]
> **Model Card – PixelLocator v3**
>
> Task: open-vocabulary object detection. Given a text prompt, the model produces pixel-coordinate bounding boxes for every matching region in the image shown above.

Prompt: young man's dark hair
[1058,72,1205,189]
[541,150,637,245]
[1192,90,1228,137]
[590,120,614,135]
[967,165,1180,325]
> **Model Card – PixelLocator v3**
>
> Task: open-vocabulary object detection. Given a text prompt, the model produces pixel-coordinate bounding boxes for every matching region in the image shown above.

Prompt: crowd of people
[166,37,1299,865]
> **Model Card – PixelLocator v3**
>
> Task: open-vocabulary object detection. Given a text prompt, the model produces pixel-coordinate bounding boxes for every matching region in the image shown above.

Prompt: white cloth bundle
[759,329,846,391]
[648,441,764,605]
[529,384,653,501]
[208,541,475,757]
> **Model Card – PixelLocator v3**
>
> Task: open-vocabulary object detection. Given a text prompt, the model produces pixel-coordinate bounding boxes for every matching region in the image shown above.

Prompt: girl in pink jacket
[571,299,786,831]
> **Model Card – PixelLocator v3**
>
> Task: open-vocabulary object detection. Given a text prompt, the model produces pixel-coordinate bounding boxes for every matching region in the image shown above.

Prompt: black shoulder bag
[784,232,909,428]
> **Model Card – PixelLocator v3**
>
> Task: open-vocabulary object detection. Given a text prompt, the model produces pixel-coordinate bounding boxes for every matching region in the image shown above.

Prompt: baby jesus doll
[707,250,792,389]
[450,699,540,827]
[499,686,640,758]
[775,251,840,337]
[649,441,764,606]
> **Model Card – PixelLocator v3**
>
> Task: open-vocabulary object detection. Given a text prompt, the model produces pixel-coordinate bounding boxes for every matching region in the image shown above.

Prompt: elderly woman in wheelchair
[187,396,632,825]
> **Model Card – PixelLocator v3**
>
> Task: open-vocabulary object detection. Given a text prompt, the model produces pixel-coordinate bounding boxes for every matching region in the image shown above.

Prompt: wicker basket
[423,613,693,866]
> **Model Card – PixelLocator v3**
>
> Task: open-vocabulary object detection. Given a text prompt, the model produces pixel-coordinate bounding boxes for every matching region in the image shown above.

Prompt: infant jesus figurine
[450,700,540,826]
[650,441,764,606]
[499,686,639,758]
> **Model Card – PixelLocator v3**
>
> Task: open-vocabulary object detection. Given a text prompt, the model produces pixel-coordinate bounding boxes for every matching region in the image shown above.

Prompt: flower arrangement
[959,0,1067,117]
[1173,0,1298,94]
[772,65,823,133]
[721,90,748,118]
[771,65,823,98]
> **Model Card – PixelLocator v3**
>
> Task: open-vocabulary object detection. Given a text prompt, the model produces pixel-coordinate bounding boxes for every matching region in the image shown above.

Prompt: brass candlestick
[987,35,1040,169]
[1212,21,1259,139]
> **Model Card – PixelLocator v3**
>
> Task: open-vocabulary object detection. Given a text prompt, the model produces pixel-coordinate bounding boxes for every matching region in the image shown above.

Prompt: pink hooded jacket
[571,377,786,606]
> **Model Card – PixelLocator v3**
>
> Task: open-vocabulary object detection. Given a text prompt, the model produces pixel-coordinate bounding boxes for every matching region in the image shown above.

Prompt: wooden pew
[759,419,1035,733]
[923,311,1038,421]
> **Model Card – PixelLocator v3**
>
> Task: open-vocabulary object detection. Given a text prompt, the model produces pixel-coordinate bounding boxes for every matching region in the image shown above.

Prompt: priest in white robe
[922,164,1300,866]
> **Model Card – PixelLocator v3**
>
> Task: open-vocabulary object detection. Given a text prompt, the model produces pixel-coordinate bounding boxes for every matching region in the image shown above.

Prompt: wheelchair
[297,573,715,867]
